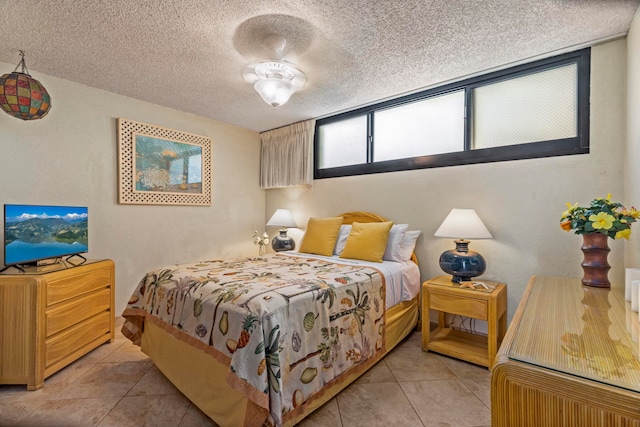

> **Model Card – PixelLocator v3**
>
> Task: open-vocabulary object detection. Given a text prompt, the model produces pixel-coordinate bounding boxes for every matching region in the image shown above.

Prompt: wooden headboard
[340,211,418,264]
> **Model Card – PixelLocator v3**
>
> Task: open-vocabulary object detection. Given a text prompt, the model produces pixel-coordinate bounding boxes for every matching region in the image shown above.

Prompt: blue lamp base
[439,239,486,283]
[271,229,295,252]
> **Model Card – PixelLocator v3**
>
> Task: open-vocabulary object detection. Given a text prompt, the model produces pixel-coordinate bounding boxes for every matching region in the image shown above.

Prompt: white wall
[0,35,631,325]
[266,39,628,324]
[0,65,263,314]
[626,7,640,267]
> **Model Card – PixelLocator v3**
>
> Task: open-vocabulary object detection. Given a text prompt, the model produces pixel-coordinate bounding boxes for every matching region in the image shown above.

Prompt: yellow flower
[615,229,632,240]
[561,196,638,238]
[589,212,615,230]
[561,202,578,219]
[622,207,640,219]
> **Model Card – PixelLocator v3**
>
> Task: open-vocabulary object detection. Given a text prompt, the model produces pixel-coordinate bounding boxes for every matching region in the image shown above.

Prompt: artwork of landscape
[4,205,88,265]
[134,134,203,194]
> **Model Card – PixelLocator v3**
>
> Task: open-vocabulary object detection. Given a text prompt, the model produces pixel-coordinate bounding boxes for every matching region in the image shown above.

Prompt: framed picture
[117,118,212,205]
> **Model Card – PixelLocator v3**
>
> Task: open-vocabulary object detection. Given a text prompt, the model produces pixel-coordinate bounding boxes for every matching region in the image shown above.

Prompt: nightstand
[421,275,507,369]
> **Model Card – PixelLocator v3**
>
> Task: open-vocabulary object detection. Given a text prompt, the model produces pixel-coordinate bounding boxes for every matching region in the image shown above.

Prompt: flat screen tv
[3,204,88,269]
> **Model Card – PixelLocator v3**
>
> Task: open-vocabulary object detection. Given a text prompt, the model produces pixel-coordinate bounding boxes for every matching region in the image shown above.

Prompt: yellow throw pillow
[298,217,344,256]
[340,221,393,262]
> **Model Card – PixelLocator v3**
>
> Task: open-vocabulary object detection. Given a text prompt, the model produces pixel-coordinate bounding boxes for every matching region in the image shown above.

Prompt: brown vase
[580,233,611,288]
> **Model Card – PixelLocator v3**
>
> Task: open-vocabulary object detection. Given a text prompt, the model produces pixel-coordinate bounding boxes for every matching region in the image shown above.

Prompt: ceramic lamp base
[439,240,487,283]
[271,229,295,252]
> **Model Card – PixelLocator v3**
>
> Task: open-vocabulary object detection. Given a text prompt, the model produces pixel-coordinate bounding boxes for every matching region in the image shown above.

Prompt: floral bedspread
[121,253,386,426]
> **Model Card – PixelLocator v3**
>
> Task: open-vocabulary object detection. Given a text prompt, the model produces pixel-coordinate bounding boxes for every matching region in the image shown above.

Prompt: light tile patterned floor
[0,318,491,426]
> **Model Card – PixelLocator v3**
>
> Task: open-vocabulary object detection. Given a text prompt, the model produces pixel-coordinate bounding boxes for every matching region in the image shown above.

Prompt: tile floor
[0,318,492,427]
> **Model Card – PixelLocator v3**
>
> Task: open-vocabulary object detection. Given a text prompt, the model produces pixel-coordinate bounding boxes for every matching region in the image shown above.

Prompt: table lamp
[266,209,297,251]
[434,208,493,283]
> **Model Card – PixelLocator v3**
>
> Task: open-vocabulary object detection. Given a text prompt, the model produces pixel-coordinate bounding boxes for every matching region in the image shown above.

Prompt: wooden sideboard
[492,275,640,426]
[0,259,114,390]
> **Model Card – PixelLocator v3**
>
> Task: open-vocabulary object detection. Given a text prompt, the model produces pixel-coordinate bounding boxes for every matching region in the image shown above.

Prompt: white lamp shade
[434,208,493,239]
[254,78,296,108]
[266,209,297,228]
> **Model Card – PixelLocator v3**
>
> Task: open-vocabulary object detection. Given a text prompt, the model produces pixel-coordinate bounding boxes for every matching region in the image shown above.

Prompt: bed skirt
[140,296,419,426]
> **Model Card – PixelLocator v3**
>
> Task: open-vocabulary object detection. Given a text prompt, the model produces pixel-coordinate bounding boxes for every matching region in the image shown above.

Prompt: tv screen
[4,204,88,266]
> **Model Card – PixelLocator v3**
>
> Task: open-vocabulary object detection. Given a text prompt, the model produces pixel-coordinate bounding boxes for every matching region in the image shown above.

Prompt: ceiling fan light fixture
[243,36,306,109]
[246,61,305,109]
[254,77,295,109]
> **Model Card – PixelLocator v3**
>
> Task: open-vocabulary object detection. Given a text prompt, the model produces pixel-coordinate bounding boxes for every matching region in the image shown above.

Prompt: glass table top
[508,276,640,393]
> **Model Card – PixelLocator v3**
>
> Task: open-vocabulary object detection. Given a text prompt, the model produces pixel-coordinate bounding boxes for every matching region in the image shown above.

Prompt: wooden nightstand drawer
[430,292,488,320]
[47,267,112,306]
[46,288,112,336]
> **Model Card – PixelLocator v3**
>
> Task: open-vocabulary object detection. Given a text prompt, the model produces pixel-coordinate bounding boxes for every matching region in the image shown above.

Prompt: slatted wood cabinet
[0,259,114,390]
[492,275,640,426]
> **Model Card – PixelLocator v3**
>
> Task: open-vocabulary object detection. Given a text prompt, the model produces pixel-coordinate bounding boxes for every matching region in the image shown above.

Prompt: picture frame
[117,118,212,205]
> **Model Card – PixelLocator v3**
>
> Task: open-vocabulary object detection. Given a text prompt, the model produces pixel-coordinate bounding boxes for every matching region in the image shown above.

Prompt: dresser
[492,275,640,426]
[0,259,115,390]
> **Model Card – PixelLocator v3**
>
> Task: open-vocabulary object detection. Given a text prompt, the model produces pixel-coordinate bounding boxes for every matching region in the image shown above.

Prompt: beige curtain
[260,119,315,189]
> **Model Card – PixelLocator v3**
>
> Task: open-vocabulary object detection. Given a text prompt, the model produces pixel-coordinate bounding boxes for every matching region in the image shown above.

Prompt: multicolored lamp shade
[0,51,51,120]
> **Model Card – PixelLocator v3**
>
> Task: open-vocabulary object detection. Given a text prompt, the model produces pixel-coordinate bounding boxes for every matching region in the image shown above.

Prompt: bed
[121,212,421,426]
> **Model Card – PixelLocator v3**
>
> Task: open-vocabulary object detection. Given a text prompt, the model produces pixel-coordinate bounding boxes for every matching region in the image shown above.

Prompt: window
[315,48,590,179]
[374,91,465,161]
[168,153,202,186]
[317,115,367,168]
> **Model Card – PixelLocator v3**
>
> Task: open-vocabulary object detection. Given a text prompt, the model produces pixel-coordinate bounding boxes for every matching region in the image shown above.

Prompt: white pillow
[333,224,352,255]
[401,230,421,261]
[383,224,408,262]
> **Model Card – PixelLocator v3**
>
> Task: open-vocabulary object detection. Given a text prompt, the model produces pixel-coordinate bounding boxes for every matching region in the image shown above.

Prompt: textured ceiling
[0,0,638,132]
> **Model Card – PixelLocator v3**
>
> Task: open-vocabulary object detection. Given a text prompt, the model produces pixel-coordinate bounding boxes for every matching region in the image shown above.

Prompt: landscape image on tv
[4,205,88,265]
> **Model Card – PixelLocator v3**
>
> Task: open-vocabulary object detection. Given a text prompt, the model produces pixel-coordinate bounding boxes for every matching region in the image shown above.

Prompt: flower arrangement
[560,194,640,239]
[253,230,270,254]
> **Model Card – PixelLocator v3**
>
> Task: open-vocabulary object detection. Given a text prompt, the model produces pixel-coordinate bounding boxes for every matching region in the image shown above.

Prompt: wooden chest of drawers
[0,259,114,390]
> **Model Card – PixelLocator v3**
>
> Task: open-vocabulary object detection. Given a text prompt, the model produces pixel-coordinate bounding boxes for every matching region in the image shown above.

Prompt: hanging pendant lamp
[0,50,51,120]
